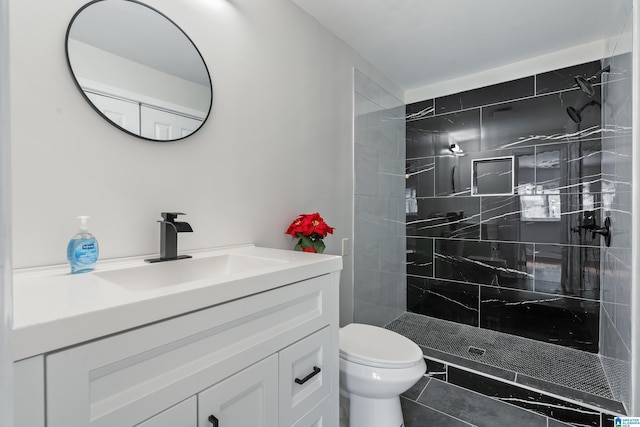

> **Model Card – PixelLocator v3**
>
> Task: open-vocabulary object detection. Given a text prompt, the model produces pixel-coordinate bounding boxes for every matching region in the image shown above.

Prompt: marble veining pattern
[405,58,635,355]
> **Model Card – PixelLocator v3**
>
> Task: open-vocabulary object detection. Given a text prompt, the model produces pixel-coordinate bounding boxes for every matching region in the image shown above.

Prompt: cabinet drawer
[292,395,331,427]
[279,327,332,426]
[46,275,331,427]
[136,397,196,427]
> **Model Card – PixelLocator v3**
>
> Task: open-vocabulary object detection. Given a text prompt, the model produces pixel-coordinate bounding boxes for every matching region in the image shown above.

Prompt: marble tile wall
[354,69,406,326]
[406,60,619,353]
[600,0,633,412]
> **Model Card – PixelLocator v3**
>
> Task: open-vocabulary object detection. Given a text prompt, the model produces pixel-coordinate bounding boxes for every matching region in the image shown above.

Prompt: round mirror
[65,0,212,141]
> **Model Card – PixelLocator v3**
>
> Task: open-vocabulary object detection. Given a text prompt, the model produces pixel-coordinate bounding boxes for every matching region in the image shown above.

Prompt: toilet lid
[339,323,423,369]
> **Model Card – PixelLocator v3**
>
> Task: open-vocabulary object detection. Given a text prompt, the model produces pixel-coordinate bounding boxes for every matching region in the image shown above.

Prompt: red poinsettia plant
[285,212,334,253]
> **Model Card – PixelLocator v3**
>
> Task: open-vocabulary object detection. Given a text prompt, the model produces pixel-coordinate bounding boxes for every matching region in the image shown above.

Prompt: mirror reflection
[66,0,212,141]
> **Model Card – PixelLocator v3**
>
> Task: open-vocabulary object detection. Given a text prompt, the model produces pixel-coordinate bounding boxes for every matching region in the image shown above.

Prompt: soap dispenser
[67,216,99,274]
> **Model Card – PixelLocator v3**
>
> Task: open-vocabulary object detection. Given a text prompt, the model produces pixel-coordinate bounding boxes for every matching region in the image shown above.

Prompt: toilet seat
[339,323,423,369]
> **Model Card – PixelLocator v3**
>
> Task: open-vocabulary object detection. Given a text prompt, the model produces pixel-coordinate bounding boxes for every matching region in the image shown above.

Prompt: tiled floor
[386,312,627,412]
[401,376,574,427]
[385,312,624,426]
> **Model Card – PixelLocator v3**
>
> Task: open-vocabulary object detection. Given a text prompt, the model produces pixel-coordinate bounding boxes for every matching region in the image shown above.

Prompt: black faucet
[145,212,193,263]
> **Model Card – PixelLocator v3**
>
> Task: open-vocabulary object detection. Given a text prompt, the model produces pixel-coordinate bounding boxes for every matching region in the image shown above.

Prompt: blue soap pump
[67,215,99,274]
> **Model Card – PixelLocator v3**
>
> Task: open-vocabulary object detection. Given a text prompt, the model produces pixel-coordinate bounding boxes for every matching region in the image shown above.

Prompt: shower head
[566,100,601,123]
[574,65,611,97]
[566,106,582,123]
[574,75,595,97]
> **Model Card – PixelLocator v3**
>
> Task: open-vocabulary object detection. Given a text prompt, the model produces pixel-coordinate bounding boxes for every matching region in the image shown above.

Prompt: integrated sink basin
[95,253,287,292]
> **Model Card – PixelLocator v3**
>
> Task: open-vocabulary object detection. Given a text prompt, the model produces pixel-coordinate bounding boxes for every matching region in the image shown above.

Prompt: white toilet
[339,323,426,427]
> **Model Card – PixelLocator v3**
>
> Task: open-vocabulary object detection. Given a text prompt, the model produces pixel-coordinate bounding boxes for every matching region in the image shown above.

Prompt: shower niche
[471,156,514,196]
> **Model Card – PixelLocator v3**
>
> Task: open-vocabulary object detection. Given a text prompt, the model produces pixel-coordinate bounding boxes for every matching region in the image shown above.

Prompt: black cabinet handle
[208,414,219,427]
[295,366,321,385]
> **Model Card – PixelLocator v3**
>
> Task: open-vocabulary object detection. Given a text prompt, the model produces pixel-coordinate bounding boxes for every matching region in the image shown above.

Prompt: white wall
[9,0,402,329]
[0,0,13,422]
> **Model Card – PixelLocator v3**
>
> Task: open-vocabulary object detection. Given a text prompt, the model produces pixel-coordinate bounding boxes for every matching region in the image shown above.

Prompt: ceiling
[292,0,612,93]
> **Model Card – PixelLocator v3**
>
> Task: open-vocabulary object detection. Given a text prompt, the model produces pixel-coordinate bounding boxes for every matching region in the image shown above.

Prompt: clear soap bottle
[66,216,99,274]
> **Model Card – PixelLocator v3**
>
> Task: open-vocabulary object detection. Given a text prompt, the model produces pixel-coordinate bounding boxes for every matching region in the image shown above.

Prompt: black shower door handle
[295,366,321,384]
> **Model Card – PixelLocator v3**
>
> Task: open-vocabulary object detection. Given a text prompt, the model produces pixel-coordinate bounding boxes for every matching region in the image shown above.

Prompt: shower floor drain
[468,346,486,357]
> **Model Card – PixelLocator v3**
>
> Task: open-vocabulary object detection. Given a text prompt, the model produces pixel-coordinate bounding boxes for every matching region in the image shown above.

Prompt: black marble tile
[536,61,603,95]
[480,196,522,241]
[425,358,447,381]
[406,99,435,120]
[481,88,601,151]
[407,108,480,162]
[406,127,437,159]
[448,367,602,426]
[409,197,480,239]
[435,152,472,196]
[417,378,547,427]
[407,276,428,313]
[407,237,433,278]
[548,419,582,427]
[402,375,430,401]
[400,397,474,427]
[602,414,617,427]
[408,279,479,326]
[435,239,533,290]
[435,77,534,114]
[406,157,435,198]
[534,244,600,299]
[480,286,599,352]
[517,374,627,416]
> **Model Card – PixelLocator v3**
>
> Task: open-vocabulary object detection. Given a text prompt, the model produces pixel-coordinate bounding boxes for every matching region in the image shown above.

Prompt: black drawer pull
[208,414,219,427]
[295,366,321,385]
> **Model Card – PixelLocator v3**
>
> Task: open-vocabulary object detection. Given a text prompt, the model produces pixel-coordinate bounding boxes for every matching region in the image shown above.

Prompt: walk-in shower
[355,50,633,425]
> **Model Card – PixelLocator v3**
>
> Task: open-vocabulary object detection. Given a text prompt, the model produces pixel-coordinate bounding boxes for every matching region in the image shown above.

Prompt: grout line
[406,274,603,304]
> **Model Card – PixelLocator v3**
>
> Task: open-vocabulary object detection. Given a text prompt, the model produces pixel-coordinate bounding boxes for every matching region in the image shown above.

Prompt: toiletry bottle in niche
[67,216,99,274]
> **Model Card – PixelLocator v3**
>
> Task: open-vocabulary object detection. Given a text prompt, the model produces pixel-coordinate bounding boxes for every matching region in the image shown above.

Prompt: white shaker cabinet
[136,397,197,427]
[40,272,339,427]
[14,356,45,427]
[198,354,279,426]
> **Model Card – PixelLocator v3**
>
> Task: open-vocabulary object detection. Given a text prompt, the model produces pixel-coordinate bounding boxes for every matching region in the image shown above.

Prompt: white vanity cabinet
[197,354,278,426]
[39,272,339,427]
[137,397,197,427]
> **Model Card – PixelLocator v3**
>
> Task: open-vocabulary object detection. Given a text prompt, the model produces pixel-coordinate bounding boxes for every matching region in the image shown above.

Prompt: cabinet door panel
[292,396,331,427]
[279,327,331,426]
[136,397,196,427]
[198,355,278,427]
[14,356,45,427]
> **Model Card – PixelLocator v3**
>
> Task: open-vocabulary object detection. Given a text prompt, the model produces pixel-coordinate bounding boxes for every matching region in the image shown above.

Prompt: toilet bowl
[339,323,426,427]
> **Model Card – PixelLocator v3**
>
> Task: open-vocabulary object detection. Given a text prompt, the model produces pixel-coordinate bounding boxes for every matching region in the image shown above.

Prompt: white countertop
[12,245,343,361]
